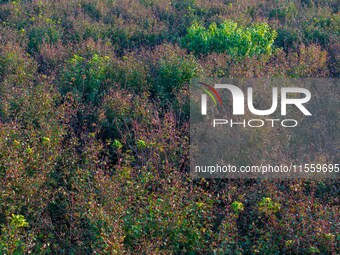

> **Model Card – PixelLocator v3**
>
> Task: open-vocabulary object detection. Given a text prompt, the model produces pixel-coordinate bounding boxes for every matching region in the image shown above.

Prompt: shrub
[59,53,111,104]
[0,43,38,86]
[151,44,201,101]
[287,44,329,77]
[27,23,62,54]
[302,15,339,47]
[0,214,30,254]
[275,27,300,51]
[231,201,244,214]
[258,197,281,216]
[38,40,68,73]
[81,2,102,21]
[108,53,150,93]
[180,20,277,57]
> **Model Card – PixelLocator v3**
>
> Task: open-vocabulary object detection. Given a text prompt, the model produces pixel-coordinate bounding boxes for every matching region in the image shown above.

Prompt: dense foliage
[180,20,277,56]
[0,0,339,254]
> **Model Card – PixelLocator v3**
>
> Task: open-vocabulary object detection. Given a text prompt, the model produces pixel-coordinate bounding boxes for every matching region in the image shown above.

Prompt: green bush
[108,54,150,93]
[0,43,37,87]
[81,2,102,21]
[258,197,281,216]
[231,201,244,214]
[275,28,300,51]
[151,44,200,101]
[180,20,277,57]
[0,214,30,254]
[154,55,198,100]
[59,53,111,104]
[27,23,62,53]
